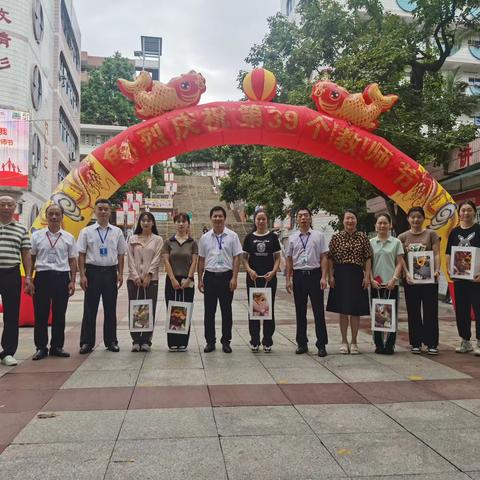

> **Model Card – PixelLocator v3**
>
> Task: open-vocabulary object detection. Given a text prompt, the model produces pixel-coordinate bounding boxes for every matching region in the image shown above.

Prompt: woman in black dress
[327,210,372,354]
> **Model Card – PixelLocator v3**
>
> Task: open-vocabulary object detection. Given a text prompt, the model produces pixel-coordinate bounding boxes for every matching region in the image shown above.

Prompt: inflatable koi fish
[118,70,206,120]
[311,81,398,131]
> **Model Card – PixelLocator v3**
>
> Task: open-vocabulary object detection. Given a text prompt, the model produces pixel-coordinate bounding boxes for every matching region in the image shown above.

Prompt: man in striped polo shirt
[0,195,32,366]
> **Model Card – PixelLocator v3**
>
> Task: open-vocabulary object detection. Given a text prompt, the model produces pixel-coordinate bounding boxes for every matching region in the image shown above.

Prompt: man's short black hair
[296,207,312,217]
[210,206,227,218]
[45,203,64,215]
[95,198,112,207]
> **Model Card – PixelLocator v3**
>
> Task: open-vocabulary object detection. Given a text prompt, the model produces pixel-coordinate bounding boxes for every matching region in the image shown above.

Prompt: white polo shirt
[31,228,77,272]
[287,228,329,270]
[198,227,243,272]
[77,222,127,267]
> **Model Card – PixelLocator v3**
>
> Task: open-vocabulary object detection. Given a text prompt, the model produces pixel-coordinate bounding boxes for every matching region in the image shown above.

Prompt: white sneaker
[140,344,151,352]
[131,344,141,352]
[250,345,259,352]
[1,355,18,366]
[475,341,480,356]
[263,345,272,353]
[456,340,473,353]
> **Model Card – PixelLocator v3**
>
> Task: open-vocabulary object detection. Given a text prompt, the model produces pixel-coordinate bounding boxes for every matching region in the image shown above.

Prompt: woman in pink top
[127,212,163,352]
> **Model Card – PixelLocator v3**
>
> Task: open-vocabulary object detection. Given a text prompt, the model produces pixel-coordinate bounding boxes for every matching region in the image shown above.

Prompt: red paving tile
[0,445,6,455]
[350,380,444,404]
[0,389,57,413]
[44,387,133,411]
[130,386,211,409]
[209,384,290,407]
[421,379,480,400]
[0,411,37,444]
[0,372,71,390]
[280,383,368,405]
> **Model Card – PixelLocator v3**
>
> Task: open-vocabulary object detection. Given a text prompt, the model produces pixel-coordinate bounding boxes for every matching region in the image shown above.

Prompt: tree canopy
[220,0,480,231]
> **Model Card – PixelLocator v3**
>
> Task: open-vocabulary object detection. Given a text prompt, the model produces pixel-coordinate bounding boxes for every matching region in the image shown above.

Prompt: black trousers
[127,279,158,346]
[453,280,480,341]
[203,270,233,345]
[292,269,328,348]
[246,275,276,347]
[33,271,70,350]
[165,276,194,348]
[404,283,439,348]
[372,287,398,349]
[0,266,21,358]
[80,265,118,347]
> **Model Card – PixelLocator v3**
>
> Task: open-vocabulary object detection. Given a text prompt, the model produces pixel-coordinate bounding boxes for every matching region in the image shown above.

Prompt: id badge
[47,251,57,263]
[300,251,308,266]
[216,251,225,265]
[99,246,108,257]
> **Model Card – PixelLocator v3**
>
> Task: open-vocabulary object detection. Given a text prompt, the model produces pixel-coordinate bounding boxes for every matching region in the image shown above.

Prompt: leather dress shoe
[317,346,327,357]
[49,348,70,358]
[32,349,48,361]
[204,343,215,353]
[222,343,232,354]
[295,346,308,354]
[79,344,93,354]
[106,343,120,352]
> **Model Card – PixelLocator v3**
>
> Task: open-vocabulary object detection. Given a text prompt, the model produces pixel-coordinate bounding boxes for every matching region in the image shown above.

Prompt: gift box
[408,251,435,284]
[450,246,480,281]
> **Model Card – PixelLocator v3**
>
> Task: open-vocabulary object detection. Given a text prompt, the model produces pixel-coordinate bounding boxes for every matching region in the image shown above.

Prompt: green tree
[224,0,480,232]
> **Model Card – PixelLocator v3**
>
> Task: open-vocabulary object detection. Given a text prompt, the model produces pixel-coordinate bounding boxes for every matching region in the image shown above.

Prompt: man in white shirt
[198,206,242,353]
[286,207,329,357]
[77,199,127,353]
[28,204,77,360]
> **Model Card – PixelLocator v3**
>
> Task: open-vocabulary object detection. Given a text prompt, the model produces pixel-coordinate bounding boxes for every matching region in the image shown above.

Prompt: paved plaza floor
[1,273,480,479]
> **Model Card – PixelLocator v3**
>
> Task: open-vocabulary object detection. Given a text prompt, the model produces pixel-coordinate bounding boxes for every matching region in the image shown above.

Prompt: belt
[294,268,320,276]
[86,264,117,271]
[205,270,232,277]
[36,270,70,275]
[0,265,20,273]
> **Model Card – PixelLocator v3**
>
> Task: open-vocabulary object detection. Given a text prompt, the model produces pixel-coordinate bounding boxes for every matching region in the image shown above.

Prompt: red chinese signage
[0,7,11,70]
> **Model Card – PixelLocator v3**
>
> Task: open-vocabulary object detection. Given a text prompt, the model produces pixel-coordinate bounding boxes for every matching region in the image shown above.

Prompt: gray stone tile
[205,367,274,385]
[378,401,480,431]
[142,351,204,369]
[119,408,217,439]
[453,399,480,416]
[359,475,471,480]
[327,364,405,383]
[297,404,404,434]
[466,472,480,480]
[0,441,114,479]
[77,354,144,371]
[415,429,480,471]
[105,437,227,479]
[201,352,262,368]
[388,363,470,381]
[13,410,125,443]
[137,368,206,386]
[61,369,138,388]
[221,434,345,480]
[321,431,457,477]
[268,367,342,384]
[214,406,310,436]
[258,354,319,369]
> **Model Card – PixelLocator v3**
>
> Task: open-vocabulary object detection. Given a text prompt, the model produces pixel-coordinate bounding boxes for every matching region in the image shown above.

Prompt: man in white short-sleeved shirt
[198,206,242,353]
[29,204,77,360]
[77,199,127,354]
[286,207,329,357]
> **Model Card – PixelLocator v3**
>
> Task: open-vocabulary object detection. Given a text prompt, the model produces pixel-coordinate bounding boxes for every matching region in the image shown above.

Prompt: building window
[474,116,480,127]
[31,133,41,176]
[57,162,69,184]
[286,0,294,16]
[469,77,480,95]
[32,0,44,44]
[59,107,78,162]
[396,0,417,12]
[60,0,80,70]
[469,38,480,60]
[31,65,42,110]
[59,53,79,111]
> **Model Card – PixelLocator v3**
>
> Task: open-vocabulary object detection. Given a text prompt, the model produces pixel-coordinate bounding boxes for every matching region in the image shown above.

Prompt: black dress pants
[203,270,233,345]
[165,276,194,348]
[80,265,118,347]
[127,279,159,346]
[246,275,276,347]
[292,269,328,348]
[372,287,398,349]
[0,266,21,358]
[404,283,439,348]
[33,271,70,350]
[453,280,480,341]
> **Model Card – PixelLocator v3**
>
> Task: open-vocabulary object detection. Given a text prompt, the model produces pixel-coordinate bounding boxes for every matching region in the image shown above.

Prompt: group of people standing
[1,193,480,367]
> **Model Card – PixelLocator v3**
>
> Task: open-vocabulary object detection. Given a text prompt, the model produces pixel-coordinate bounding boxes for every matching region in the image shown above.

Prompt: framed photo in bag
[249,287,273,320]
[450,246,480,280]
[371,298,396,333]
[408,250,435,284]
[166,301,193,334]
[129,299,154,332]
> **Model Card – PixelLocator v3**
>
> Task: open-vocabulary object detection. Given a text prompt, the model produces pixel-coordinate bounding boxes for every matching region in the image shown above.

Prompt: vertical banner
[135,191,143,205]
[127,209,135,227]
[0,109,30,188]
[132,200,140,216]
[116,209,125,226]
[126,191,134,208]
[122,201,129,213]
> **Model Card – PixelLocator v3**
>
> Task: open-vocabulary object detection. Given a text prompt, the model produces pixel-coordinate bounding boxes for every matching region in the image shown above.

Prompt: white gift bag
[166,290,193,335]
[450,246,480,281]
[129,288,154,333]
[249,281,273,320]
[371,292,396,333]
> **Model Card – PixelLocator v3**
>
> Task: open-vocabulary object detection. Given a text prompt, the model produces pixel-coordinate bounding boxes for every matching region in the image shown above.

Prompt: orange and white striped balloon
[242,68,277,102]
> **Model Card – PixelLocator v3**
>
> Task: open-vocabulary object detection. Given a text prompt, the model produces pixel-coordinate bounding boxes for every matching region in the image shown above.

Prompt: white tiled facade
[0,0,80,227]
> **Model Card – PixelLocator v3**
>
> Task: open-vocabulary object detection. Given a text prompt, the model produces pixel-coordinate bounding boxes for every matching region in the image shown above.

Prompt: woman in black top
[446,200,480,356]
[242,210,281,352]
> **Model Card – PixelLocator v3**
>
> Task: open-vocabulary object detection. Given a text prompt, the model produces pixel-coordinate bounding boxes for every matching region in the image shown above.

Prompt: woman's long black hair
[134,212,159,235]
[251,209,269,232]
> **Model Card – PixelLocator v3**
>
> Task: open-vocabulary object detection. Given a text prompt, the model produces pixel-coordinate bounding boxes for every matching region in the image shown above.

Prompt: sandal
[350,344,359,355]
[339,343,350,354]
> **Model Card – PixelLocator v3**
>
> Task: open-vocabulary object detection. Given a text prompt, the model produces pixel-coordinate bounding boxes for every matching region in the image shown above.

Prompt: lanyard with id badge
[46,231,61,263]
[299,233,310,266]
[215,234,225,266]
[97,228,109,257]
